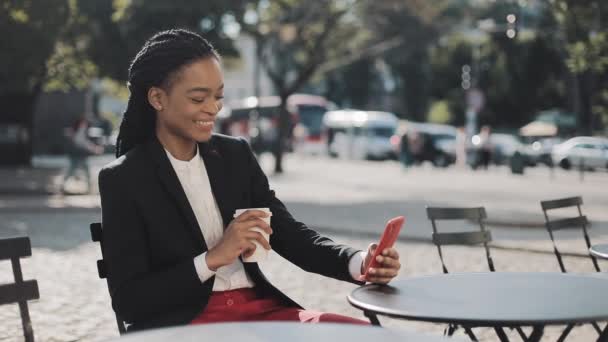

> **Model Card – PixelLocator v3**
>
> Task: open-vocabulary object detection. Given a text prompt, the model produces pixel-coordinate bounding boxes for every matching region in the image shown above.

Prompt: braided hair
[115,29,220,157]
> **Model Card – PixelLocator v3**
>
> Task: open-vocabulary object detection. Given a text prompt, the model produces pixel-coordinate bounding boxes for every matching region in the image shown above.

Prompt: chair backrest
[90,223,127,334]
[426,207,495,274]
[0,237,40,342]
[540,196,600,272]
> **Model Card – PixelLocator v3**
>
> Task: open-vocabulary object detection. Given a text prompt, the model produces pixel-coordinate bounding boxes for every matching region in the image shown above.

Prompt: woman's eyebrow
[187,84,224,93]
[187,87,212,94]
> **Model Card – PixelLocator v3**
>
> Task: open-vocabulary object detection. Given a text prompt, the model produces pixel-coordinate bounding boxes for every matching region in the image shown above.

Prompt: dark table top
[106,322,460,342]
[348,272,608,326]
[590,243,608,259]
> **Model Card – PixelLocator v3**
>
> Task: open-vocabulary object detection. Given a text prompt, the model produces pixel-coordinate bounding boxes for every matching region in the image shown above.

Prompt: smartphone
[363,216,405,278]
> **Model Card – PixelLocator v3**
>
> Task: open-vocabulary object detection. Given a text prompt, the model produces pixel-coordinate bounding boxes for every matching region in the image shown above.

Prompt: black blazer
[98,134,362,331]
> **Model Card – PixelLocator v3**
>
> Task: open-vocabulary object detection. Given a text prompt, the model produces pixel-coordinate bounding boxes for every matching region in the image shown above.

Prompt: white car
[551,136,608,170]
[323,110,398,160]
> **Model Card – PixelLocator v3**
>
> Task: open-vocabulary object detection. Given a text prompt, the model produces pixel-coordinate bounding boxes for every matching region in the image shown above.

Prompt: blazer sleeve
[239,139,363,284]
[98,167,210,323]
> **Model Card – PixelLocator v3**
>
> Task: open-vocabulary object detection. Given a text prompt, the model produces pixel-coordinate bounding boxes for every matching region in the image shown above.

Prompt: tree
[0,0,71,165]
[241,0,368,173]
[76,0,249,83]
[360,0,453,121]
[427,1,567,130]
[548,0,608,134]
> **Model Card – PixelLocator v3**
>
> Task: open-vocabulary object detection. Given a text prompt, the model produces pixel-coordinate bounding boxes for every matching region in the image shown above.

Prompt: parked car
[521,137,563,167]
[488,133,521,165]
[397,122,457,167]
[551,136,608,170]
[217,96,297,155]
[323,110,398,160]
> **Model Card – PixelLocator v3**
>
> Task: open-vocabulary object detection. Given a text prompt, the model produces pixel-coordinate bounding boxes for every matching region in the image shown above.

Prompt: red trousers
[190,288,368,325]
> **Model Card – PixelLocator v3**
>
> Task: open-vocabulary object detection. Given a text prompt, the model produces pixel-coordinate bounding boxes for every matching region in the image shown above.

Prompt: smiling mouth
[194,120,213,127]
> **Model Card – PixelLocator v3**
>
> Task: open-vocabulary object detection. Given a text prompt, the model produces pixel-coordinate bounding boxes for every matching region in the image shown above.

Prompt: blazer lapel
[146,139,207,251]
[199,137,234,228]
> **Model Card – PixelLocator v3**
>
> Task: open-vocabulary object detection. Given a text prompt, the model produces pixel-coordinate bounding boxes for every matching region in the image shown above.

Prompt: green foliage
[44,41,98,92]
[427,100,452,124]
[242,0,368,97]
[359,0,450,120]
[75,0,249,82]
[548,0,608,133]
[0,0,70,94]
[567,32,608,74]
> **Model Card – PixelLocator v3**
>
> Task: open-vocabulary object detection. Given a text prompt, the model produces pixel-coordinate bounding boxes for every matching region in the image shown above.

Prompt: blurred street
[1,153,607,341]
[3,1,608,341]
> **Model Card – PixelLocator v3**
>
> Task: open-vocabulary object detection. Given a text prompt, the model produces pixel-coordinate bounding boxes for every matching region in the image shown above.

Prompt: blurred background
[1,1,608,341]
[0,0,607,172]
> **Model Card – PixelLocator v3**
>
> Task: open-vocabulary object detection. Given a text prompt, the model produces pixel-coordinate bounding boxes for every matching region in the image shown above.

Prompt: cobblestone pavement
[1,154,607,341]
[1,232,607,342]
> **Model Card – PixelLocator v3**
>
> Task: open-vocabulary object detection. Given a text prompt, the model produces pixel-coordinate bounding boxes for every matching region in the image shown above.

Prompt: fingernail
[369,268,375,274]
[376,255,382,262]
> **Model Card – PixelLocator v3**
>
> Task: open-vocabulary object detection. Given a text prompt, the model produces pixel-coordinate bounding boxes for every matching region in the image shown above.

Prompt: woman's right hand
[205,210,273,271]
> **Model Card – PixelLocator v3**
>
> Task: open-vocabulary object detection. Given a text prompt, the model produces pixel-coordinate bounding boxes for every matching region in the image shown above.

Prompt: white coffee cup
[234,208,272,263]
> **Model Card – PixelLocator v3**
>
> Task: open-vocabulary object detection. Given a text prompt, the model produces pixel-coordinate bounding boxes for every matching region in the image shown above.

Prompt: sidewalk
[2,154,607,255]
[1,155,607,341]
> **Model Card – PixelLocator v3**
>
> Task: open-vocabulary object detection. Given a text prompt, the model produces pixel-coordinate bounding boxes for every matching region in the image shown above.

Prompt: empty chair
[0,237,40,342]
[90,222,127,334]
[541,196,606,340]
[426,206,495,274]
[540,196,600,273]
[426,206,518,340]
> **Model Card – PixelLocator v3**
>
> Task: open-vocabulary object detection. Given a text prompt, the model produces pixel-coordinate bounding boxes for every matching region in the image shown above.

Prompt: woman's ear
[148,87,165,112]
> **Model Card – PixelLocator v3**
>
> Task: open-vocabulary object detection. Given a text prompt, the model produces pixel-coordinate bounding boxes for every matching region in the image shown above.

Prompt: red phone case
[363,216,405,277]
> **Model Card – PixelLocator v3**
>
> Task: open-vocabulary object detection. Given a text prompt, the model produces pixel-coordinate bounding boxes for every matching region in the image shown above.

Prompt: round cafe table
[105,322,461,342]
[348,272,608,342]
[590,243,608,260]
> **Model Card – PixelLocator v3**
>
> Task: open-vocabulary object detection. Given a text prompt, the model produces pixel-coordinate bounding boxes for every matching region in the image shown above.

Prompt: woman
[99,29,400,332]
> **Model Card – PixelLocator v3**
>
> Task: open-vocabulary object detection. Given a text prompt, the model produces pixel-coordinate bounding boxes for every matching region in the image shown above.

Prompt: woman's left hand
[360,243,401,284]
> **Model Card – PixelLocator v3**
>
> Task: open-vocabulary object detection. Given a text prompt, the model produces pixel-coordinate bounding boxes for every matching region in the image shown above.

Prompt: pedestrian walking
[62,117,103,194]
[477,125,493,170]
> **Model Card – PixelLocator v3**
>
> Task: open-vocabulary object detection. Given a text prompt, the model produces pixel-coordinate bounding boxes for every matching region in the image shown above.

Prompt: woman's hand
[360,243,401,284]
[206,210,272,270]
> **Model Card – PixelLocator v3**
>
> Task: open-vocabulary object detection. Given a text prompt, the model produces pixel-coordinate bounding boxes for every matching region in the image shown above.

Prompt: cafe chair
[540,196,600,273]
[0,236,40,342]
[540,196,605,340]
[90,222,128,335]
[426,206,495,274]
[426,206,527,341]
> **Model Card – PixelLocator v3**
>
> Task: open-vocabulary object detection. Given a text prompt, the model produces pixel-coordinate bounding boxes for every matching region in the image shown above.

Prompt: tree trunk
[0,91,38,166]
[577,71,594,136]
[273,94,290,174]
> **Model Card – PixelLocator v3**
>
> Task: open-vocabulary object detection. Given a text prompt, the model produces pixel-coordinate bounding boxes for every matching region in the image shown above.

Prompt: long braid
[116,29,220,157]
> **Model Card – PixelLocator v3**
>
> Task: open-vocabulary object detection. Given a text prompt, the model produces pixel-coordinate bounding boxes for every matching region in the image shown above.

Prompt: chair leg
[463,326,479,341]
[514,326,527,340]
[116,317,127,335]
[593,322,604,335]
[19,301,34,342]
[493,326,510,342]
[526,326,544,342]
[597,323,608,342]
[557,324,574,342]
[445,324,457,336]
[363,311,381,326]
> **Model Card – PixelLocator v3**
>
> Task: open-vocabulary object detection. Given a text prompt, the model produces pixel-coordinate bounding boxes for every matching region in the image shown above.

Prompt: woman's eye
[191,98,205,104]
[216,96,224,100]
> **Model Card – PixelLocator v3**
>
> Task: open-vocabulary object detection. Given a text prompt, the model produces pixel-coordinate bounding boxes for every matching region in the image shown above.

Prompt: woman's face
[151,57,224,144]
